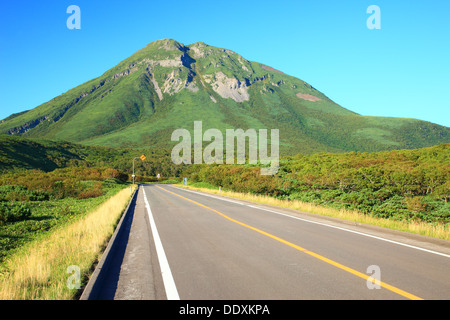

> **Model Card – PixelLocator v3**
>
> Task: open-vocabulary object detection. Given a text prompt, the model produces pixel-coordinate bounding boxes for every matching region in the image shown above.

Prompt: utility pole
[132,157,139,185]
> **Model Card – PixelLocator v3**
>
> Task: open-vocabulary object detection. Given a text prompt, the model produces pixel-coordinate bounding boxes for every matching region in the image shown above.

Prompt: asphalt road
[94,184,450,300]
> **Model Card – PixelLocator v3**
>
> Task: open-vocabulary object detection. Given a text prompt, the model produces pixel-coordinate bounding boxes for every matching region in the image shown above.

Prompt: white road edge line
[142,187,180,300]
[168,185,449,259]
[170,185,245,205]
[246,205,450,259]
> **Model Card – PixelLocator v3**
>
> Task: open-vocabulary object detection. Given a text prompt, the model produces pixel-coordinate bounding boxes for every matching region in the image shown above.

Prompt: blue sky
[1,0,449,127]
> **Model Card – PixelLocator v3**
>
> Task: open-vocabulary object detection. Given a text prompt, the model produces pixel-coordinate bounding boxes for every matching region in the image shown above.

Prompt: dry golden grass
[178,185,449,241]
[0,185,136,300]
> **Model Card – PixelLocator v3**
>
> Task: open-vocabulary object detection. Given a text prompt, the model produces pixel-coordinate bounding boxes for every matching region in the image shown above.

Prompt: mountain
[0,38,448,155]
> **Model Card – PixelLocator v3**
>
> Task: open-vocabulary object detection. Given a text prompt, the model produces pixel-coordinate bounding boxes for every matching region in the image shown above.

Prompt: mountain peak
[189,41,209,48]
[148,38,185,51]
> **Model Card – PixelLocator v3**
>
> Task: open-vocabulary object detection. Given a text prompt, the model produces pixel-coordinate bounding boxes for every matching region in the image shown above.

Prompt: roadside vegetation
[181,143,449,240]
[0,183,135,299]
[0,166,135,299]
[0,167,130,261]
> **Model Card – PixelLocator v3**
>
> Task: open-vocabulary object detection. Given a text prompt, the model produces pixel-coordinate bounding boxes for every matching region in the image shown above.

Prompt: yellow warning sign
[140,154,146,161]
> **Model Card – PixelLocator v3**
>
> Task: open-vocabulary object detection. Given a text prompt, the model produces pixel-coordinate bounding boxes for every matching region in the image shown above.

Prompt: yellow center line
[155,185,423,300]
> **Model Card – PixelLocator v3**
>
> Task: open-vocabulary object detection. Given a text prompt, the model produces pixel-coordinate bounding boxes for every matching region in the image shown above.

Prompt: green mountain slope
[0,134,182,178]
[1,39,448,155]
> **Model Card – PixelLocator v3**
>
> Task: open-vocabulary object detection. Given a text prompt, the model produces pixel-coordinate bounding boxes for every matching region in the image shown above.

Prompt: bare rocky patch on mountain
[296,92,322,102]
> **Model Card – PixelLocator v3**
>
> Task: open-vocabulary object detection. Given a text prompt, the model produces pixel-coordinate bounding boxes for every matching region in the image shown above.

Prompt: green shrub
[0,202,32,223]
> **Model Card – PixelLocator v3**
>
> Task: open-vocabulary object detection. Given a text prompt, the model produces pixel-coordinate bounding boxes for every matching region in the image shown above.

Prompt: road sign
[140,154,146,161]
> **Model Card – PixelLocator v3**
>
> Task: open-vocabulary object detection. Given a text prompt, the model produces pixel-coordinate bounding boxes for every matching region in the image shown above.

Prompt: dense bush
[77,181,104,199]
[0,185,50,202]
[0,202,32,224]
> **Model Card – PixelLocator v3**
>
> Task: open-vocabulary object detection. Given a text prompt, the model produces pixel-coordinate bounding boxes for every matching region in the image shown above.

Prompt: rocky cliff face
[107,39,270,103]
